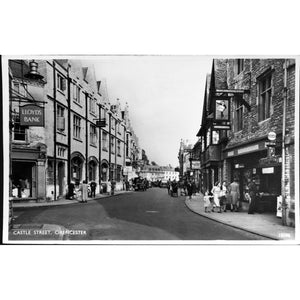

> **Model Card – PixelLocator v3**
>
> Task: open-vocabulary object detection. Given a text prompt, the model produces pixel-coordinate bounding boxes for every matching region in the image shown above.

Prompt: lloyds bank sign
[20,104,44,126]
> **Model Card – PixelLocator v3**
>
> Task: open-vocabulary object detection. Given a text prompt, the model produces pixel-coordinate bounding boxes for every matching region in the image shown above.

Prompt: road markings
[146,210,159,213]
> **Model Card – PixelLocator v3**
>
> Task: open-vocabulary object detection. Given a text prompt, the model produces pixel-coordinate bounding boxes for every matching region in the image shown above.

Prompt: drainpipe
[98,104,102,188]
[85,93,88,182]
[109,113,111,180]
[53,61,57,201]
[281,60,288,226]
[67,66,71,189]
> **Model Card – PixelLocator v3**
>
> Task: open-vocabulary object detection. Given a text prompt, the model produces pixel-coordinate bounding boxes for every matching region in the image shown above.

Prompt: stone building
[9,59,142,201]
[197,58,295,226]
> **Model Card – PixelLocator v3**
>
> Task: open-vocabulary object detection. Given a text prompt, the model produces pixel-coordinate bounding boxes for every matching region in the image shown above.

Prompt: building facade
[197,59,295,226]
[9,59,142,201]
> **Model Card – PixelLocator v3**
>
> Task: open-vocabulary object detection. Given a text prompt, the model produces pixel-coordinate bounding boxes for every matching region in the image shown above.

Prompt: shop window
[116,166,121,182]
[88,161,97,181]
[101,163,108,181]
[73,115,81,139]
[90,124,97,145]
[258,73,272,121]
[71,157,83,181]
[102,132,108,151]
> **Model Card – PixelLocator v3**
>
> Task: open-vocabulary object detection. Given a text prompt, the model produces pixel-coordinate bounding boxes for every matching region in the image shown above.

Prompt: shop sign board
[234,164,245,169]
[262,167,274,174]
[214,98,230,122]
[191,161,201,169]
[213,124,231,130]
[20,104,44,126]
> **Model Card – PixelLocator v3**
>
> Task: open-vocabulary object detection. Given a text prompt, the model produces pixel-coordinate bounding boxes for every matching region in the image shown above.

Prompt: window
[57,147,66,157]
[57,73,65,92]
[235,102,243,131]
[258,73,272,121]
[73,84,80,103]
[90,124,97,145]
[57,105,65,131]
[12,113,27,141]
[117,140,121,156]
[206,128,211,147]
[111,137,115,154]
[126,134,129,157]
[212,131,219,144]
[116,165,121,182]
[89,98,96,114]
[235,59,244,75]
[102,132,108,151]
[89,161,97,181]
[73,115,81,139]
[13,82,27,97]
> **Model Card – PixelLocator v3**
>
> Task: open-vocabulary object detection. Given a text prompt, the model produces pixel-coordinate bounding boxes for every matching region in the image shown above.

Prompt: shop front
[225,141,282,214]
[11,144,47,201]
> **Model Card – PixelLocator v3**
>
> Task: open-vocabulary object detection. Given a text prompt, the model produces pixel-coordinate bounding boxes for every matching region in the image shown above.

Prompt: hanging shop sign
[213,124,231,130]
[259,155,282,166]
[234,163,245,169]
[20,104,44,126]
[214,97,230,122]
[262,167,274,174]
[191,161,201,170]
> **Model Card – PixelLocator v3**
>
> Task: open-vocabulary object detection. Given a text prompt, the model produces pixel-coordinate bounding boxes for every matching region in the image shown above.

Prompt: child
[203,191,211,213]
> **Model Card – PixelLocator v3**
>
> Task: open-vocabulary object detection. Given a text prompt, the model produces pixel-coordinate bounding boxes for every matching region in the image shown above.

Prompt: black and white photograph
[1,56,298,244]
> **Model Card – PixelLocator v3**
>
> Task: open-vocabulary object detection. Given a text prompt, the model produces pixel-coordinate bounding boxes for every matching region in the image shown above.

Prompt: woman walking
[220,181,228,212]
[211,181,222,213]
[228,178,240,212]
[79,180,88,203]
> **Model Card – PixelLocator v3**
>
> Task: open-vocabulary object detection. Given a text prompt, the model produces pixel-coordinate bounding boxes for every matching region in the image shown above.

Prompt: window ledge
[73,100,82,108]
[258,118,271,126]
[73,137,83,143]
[57,130,66,136]
[57,89,65,96]
[102,148,108,152]
[90,143,97,148]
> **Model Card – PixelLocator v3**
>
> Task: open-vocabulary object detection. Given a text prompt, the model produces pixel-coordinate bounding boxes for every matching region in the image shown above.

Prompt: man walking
[90,181,97,198]
[248,178,258,214]
[228,178,240,212]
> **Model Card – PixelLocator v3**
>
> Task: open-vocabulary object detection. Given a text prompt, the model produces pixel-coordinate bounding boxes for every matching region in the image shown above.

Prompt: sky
[91,56,212,167]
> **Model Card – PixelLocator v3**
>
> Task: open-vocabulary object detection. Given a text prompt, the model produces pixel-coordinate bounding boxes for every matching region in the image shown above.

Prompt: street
[11,187,269,240]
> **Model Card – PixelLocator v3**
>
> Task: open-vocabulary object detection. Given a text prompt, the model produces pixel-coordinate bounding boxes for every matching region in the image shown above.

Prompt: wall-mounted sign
[20,104,44,126]
[268,131,277,141]
[191,161,201,169]
[214,98,230,122]
[213,124,231,130]
[262,167,274,174]
[234,164,245,169]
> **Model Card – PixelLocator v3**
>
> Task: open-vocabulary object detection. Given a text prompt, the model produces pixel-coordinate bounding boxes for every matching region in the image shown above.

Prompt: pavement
[185,193,295,241]
[11,190,132,209]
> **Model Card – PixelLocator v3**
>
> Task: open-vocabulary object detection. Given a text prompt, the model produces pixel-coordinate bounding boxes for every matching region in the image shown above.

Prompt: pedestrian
[248,177,258,214]
[203,190,211,213]
[90,181,97,198]
[186,180,193,199]
[79,180,88,203]
[68,181,75,199]
[192,179,197,195]
[111,179,116,195]
[220,181,228,212]
[228,178,240,212]
[125,180,130,191]
[211,181,222,213]
[167,179,171,195]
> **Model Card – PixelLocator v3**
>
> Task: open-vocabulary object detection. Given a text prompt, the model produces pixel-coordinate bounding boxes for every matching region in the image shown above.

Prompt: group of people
[203,177,258,214]
[167,179,198,198]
